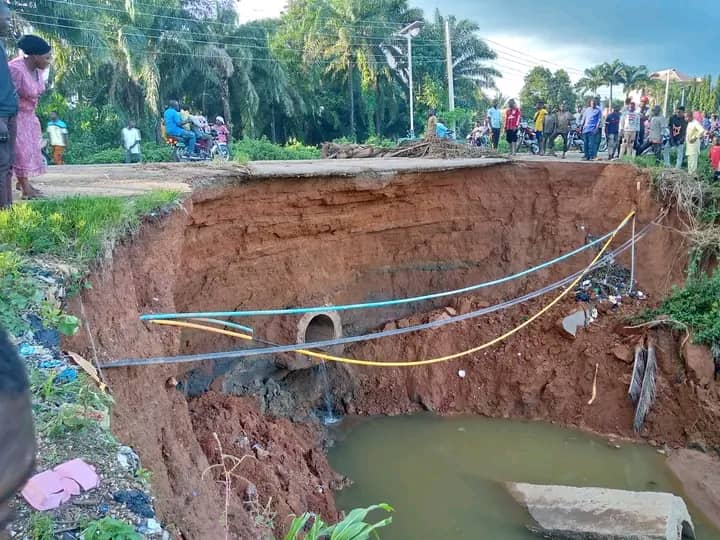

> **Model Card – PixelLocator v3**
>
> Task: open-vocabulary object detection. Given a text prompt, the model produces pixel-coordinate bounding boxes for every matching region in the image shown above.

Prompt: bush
[232,137,320,162]
[65,142,173,165]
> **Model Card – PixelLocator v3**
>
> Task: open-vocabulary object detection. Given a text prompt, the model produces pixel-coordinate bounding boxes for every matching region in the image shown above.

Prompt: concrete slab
[507,482,695,539]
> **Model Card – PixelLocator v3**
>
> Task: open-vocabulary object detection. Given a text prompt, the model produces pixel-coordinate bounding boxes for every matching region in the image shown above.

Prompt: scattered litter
[19,343,35,356]
[38,359,64,369]
[561,310,588,337]
[22,459,99,510]
[113,489,155,518]
[138,518,163,536]
[116,446,140,472]
[54,367,78,385]
[458,369,466,378]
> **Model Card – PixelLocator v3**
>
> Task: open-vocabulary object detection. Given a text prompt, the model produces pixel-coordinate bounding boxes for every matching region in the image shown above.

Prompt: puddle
[328,415,720,539]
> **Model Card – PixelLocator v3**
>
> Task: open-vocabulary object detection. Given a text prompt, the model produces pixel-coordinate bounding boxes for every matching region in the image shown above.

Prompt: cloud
[236,0,286,23]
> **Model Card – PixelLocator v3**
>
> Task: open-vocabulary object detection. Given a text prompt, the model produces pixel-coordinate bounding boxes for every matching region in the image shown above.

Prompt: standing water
[328,415,720,539]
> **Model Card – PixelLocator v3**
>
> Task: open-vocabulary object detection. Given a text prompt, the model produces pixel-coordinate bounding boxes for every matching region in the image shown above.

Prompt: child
[711,137,720,181]
[214,116,229,145]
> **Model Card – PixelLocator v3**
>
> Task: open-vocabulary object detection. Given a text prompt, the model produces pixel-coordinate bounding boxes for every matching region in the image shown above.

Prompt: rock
[397,318,411,329]
[444,306,457,316]
[687,435,708,454]
[429,312,451,324]
[165,377,178,388]
[683,342,714,386]
[252,444,270,460]
[612,344,632,363]
[506,482,695,539]
[558,310,588,339]
[146,518,163,536]
[244,482,258,501]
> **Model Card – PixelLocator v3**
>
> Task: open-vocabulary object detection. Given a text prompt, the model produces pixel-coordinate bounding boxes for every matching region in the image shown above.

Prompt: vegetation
[0,192,182,334]
[29,513,55,540]
[520,67,576,111]
[232,138,321,162]
[81,517,141,540]
[282,503,394,540]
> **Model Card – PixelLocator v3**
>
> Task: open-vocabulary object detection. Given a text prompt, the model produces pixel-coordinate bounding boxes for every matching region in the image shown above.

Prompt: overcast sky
[237,0,720,98]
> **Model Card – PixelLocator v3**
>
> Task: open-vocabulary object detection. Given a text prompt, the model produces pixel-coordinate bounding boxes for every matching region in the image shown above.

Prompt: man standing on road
[620,102,641,158]
[664,106,687,168]
[646,105,666,162]
[533,101,547,155]
[46,111,68,165]
[579,98,602,160]
[486,100,501,149]
[121,120,142,163]
[0,2,18,209]
[604,105,621,160]
[685,111,706,176]
[552,102,573,159]
[504,99,521,155]
[542,106,557,156]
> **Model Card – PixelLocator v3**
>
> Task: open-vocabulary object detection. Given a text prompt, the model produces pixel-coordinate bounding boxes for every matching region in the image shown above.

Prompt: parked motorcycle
[168,130,229,162]
[517,121,539,154]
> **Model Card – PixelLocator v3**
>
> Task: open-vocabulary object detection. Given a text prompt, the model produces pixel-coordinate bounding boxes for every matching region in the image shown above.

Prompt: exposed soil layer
[63,161,720,539]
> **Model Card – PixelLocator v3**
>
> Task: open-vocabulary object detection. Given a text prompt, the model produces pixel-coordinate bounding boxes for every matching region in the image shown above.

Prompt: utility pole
[444,18,455,127]
[397,21,423,139]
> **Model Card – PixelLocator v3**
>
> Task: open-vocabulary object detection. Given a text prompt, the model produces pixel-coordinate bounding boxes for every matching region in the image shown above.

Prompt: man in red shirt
[710,136,720,181]
[505,99,522,155]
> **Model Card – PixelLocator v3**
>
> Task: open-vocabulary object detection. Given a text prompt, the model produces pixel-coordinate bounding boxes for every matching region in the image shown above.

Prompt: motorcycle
[467,125,491,149]
[517,121,539,154]
[168,129,229,162]
[566,125,607,155]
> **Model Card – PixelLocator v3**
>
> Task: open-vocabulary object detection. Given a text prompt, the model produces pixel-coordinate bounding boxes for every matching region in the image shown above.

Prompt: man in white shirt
[121,120,142,163]
[620,102,641,157]
[685,111,706,176]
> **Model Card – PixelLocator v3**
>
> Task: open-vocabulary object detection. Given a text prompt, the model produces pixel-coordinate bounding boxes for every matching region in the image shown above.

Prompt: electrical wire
[104,210,643,369]
[140,225,619,320]
[144,210,634,367]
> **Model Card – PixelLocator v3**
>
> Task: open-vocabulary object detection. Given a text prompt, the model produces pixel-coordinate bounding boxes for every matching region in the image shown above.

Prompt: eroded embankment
[64,161,716,539]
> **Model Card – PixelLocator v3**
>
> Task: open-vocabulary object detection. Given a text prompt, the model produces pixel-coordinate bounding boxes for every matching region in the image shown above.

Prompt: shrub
[232,137,320,162]
[283,503,393,540]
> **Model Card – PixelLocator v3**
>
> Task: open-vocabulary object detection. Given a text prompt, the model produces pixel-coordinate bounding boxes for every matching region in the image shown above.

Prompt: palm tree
[600,59,626,106]
[575,66,604,96]
[622,64,650,98]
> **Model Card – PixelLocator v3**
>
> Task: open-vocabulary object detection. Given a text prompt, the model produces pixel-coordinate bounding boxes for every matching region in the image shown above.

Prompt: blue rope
[140,228,617,321]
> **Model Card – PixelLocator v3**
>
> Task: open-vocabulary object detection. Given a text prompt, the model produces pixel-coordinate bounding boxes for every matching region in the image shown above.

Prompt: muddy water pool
[328,415,719,539]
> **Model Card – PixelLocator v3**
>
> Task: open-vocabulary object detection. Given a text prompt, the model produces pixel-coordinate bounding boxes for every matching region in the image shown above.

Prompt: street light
[397,21,423,138]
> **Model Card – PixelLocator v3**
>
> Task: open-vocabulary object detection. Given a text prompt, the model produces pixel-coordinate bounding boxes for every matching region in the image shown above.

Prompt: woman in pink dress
[9,35,51,199]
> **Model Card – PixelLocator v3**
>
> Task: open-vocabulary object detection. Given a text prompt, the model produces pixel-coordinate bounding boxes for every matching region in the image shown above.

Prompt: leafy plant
[135,467,152,485]
[40,300,80,336]
[81,517,141,540]
[283,503,394,540]
[29,513,55,540]
[232,138,320,162]
[0,251,42,334]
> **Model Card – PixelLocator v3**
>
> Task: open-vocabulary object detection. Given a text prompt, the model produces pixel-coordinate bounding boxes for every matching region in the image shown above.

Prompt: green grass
[29,513,55,540]
[0,191,182,335]
[646,271,720,350]
[81,517,141,540]
[0,191,181,263]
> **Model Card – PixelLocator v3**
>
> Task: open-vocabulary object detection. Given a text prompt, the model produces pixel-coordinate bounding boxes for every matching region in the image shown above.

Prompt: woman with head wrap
[8,35,51,199]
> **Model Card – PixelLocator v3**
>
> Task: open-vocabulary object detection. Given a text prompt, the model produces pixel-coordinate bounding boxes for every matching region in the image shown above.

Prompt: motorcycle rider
[163,100,196,155]
[214,116,229,145]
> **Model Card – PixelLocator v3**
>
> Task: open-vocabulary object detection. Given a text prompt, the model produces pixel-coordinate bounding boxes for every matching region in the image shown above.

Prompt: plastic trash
[21,459,99,510]
[458,369,466,378]
[38,359,64,369]
[19,343,35,356]
[54,367,78,385]
[114,489,155,518]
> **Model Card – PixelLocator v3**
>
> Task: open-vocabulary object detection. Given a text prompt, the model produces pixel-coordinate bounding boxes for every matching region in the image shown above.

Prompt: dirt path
[668,449,720,531]
[19,155,611,200]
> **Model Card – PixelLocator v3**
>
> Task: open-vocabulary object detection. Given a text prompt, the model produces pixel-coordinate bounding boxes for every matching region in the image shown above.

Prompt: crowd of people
[476,95,720,179]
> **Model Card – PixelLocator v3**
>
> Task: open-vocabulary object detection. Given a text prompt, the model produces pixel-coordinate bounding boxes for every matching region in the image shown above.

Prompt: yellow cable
[151,209,635,367]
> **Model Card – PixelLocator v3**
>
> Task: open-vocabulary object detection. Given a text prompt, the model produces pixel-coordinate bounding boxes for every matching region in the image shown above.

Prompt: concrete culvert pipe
[294,311,343,370]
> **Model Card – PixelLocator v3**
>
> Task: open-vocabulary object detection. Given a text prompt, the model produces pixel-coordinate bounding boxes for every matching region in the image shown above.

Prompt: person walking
[646,105,666,162]
[620,102,641,158]
[551,102,573,159]
[604,105,621,160]
[9,35,51,199]
[121,120,142,163]
[486,100,501,149]
[533,101,547,155]
[664,106,687,168]
[685,111,706,176]
[504,99,521,155]
[579,98,602,160]
[710,136,720,181]
[46,111,67,165]
[542,106,557,156]
[0,3,18,209]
